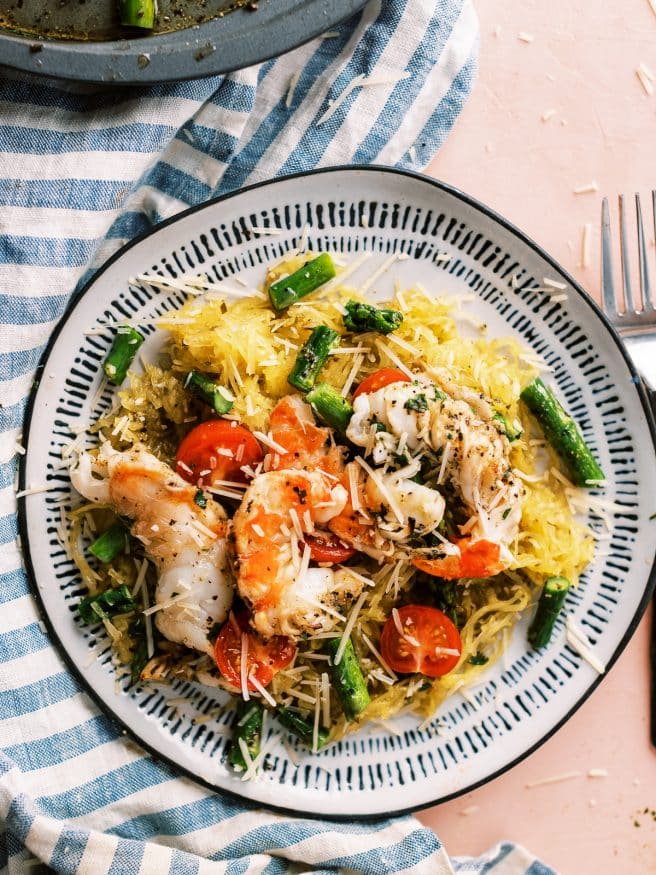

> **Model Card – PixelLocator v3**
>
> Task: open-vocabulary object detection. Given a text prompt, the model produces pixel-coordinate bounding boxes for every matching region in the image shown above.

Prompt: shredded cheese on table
[573,181,599,195]
[526,771,583,788]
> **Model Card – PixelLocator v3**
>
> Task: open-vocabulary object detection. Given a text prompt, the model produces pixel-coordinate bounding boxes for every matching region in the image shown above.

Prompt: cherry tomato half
[380,604,462,677]
[213,611,296,692]
[175,420,263,486]
[304,532,356,564]
[352,367,411,400]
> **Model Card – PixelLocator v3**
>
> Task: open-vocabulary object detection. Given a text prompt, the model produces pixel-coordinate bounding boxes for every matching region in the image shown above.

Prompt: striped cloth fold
[0,1,557,872]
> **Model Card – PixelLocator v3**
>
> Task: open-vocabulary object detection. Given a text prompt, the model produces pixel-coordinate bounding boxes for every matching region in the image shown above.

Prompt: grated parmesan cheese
[253,431,288,454]
[354,455,404,524]
[566,618,605,675]
[391,607,420,648]
[356,253,400,296]
[285,69,302,109]
[320,671,330,727]
[289,507,304,541]
[312,679,321,753]
[316,70,411,126]
[248,225,283,236]
[240,633,250,702]
[333,589,368,665]
[142,582,154,659]
[322,252,372,293]
[16,483,54,499]
[131,557,149,598]
[386,333,421,357]
[543,277,568,290]
[248,671,276,707]
[340,349,365,398]
[374,339,415,379]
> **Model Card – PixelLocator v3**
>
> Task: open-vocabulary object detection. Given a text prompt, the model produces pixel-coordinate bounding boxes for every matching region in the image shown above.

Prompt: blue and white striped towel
[0,1,558,872]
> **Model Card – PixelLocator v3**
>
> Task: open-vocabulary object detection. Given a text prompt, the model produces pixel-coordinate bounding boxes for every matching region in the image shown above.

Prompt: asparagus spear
[288,326,340,392]
[276,707,329,748]
[130,635,149,685]
[89,520,128,563]
[528,576,571,649]
[118,0,155,29]
[520,378,603,486]
[78,584,136,624]
[343,299,403,335]
[306,382,353,433]
[268,254,336,311]
[103,327,144,385]
[326,637,370,720]
[228,701,264,771]
[184,370,234,415]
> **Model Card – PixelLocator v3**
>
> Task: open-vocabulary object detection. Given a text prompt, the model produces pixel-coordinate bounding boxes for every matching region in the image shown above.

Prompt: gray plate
[0,0,366,84]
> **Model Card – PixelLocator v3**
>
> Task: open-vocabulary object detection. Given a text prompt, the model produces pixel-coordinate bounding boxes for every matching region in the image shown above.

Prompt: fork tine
[601,197,619,316]
[619,194,636,313]
[636,193,652,312]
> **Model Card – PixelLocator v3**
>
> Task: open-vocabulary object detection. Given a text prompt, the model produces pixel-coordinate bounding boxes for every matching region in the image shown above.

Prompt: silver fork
[600,192,656,747]
[601,194,656,391]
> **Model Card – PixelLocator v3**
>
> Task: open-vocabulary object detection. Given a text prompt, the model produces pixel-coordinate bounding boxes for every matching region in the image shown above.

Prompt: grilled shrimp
[347,374,524,576]
[71,442,234,655]
[268,394,345,475]
[233,467,364,639]
[268,395,394,560]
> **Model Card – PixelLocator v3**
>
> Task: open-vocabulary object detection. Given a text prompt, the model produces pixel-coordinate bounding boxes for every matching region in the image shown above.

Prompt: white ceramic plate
[19,167,656,818]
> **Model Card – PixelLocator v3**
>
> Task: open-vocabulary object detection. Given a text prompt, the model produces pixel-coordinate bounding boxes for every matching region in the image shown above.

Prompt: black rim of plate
[18,165,656,820]
[0,0,366,85]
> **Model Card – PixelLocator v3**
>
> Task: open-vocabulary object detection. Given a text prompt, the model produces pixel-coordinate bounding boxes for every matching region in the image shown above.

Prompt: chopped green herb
[194,490,207,509]
[502,507,512,520]
[468,653,489,666]
[404,394,428,413]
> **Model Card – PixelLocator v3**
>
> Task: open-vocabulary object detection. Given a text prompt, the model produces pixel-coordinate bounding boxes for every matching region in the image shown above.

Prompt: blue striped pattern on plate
[0,1,554,871]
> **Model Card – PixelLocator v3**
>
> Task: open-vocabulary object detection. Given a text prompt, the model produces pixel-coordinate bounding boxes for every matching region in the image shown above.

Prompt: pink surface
[418,2,656,873]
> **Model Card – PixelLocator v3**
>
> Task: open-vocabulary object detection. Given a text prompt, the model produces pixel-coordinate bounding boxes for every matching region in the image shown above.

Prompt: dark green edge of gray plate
[0,0,366,85]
